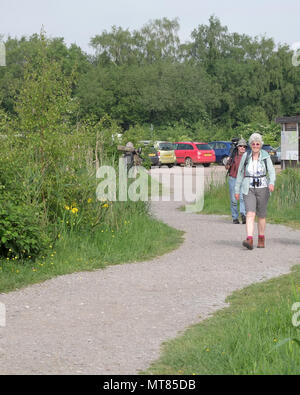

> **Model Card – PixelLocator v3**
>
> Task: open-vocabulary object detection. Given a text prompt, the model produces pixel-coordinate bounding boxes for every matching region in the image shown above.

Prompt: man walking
[226,138,247,224]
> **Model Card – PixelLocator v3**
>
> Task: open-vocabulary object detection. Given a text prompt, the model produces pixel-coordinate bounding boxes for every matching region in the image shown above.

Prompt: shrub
[0,188,50,258]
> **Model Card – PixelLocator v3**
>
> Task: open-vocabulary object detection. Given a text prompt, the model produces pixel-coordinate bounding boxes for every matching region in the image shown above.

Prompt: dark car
[262,145,278,164]
[275,147,281,164]
[208,141,233,165]
[146,146,160,166]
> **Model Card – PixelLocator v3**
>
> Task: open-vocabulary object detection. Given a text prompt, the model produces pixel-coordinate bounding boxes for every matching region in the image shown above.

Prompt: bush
[0,188,50,258]
[0,33,138,261]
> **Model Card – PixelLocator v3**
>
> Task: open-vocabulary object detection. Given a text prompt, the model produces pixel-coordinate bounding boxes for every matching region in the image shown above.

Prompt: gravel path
[0,167,299,374]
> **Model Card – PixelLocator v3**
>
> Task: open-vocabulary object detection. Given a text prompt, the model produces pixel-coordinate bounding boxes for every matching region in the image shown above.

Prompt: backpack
[226,146,238,176]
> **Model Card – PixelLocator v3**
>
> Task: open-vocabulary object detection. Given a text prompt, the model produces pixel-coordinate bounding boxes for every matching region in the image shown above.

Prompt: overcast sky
[1,0,299,53]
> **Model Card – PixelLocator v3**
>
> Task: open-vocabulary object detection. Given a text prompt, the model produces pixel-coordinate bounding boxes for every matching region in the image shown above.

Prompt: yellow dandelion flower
[65,205,70,210]
[71,207,78,214]
[87,198,92,203]
[102,203,109,208]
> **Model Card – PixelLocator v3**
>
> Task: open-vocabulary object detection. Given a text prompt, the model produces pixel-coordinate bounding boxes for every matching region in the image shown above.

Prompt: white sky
[1,0,299,53]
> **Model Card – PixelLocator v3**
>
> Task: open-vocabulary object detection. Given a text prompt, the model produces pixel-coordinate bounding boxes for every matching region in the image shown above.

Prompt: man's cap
[237,138,247,146]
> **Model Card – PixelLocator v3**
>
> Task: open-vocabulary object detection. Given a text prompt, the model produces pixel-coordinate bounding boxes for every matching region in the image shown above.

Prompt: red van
[174,142,216,167]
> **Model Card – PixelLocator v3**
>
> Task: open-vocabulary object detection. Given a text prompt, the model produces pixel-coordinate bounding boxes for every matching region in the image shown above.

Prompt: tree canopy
[1,16,299,139]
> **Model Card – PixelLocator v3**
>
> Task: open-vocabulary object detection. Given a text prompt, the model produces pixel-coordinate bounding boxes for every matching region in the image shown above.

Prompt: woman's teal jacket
[234,150,276,196]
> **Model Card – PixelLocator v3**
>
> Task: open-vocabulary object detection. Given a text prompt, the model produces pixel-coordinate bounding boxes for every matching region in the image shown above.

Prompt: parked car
[275,146,281,164]
[174,142,216,167]
[262,145,278,164]
[154,141,177,168]
[146,146,160,166]
[208,141,233,165]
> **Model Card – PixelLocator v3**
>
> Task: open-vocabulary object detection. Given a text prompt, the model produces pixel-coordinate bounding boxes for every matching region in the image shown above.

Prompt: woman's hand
[269,184,274,192]
[235,193,240,201]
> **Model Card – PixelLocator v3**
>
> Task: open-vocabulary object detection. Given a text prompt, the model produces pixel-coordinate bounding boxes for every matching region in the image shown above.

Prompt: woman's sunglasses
[251,143,261,147]
[238,145,247,148]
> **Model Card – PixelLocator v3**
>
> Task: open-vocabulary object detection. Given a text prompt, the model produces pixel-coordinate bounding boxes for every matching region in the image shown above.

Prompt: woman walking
[234,133,276,250]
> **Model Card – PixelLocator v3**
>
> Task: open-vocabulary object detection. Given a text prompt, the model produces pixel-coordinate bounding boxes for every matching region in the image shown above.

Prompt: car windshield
[196,144,212,150]
[158,142,175,151]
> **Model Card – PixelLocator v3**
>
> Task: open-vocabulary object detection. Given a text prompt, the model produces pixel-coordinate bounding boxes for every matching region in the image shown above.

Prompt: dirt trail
[0,166,299,374]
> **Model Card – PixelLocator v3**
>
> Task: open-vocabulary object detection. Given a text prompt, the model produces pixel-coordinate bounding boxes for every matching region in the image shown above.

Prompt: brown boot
[257,235,265,248]
[242,237,253,250]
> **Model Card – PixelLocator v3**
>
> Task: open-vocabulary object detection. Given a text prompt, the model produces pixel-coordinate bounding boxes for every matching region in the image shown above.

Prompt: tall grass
[267,168,300,226]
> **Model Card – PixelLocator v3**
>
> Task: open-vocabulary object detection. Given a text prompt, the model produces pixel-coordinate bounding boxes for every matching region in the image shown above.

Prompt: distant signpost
[276,116,300,169]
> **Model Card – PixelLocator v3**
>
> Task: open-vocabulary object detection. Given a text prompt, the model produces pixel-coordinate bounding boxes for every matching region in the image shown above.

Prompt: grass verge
[0,212,183,293]
[144,265,300,375]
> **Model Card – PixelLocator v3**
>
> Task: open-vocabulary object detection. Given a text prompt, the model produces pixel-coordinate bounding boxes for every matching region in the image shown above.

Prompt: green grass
[0,212,183,293]
[201,168,300,229]
[144,265,300,375]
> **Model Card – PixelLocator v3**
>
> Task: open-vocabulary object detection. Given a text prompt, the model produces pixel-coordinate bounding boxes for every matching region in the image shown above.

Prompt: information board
[281,130,298,161]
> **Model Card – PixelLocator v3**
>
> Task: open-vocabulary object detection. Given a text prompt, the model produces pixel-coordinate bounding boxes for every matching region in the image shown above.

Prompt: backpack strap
[264,158,268,174]
[244,151,268,176]
[243,151,251,176]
